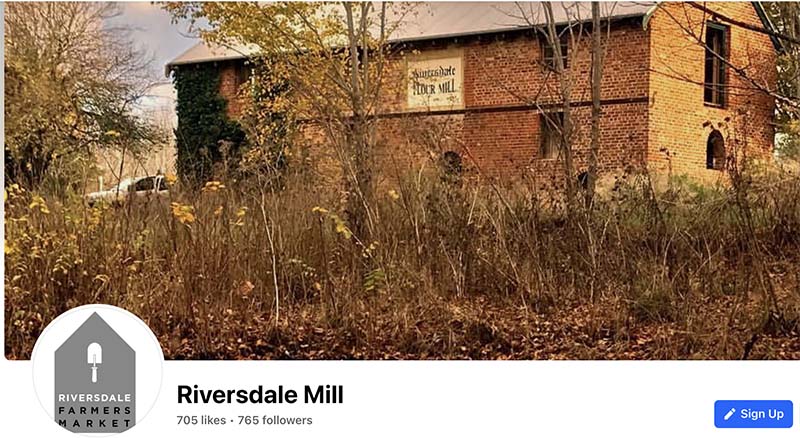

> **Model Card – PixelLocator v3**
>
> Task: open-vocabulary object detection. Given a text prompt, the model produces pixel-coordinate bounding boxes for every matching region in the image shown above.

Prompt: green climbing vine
[173,63,245,184]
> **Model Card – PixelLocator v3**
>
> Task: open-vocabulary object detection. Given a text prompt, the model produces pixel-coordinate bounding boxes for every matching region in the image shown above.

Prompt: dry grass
[5,164,800,359]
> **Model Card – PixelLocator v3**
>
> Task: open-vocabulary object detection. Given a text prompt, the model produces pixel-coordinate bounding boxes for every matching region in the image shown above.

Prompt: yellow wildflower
[202,181,226,193]
[170,202,196,224]
[28,196,50,214]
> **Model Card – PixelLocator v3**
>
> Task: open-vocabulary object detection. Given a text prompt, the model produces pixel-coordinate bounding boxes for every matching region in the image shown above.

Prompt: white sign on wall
[407,51,464,110]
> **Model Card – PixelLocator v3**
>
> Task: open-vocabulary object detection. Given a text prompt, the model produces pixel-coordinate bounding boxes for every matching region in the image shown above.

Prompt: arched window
[441,151,463,175]
[706,130,725,170]
[577,171,589,190]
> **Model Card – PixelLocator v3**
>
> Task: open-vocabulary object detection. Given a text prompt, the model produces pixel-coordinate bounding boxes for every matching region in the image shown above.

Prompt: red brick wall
[372,20,651,180]
[647,2,777,181]
[218,61,245,119]
[206,5,776,183]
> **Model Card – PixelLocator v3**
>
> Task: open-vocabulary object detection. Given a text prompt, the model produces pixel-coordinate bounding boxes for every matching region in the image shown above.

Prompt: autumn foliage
[5,163,800,360]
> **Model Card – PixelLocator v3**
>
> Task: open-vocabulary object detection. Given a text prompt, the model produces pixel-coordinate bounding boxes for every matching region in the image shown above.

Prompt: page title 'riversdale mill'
[178,385,343,404]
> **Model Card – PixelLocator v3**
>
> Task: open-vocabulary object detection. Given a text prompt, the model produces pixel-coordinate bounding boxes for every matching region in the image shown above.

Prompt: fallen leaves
[138,292,800,361]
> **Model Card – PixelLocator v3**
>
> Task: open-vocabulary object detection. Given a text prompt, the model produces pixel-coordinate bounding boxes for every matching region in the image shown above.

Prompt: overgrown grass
[5,164,800,359]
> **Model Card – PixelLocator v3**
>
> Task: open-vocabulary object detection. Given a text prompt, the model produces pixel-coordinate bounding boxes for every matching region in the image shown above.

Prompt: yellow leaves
[28,195,50,214]
[234,206,248,226]
[388,189,400,200]
[362,241,379,258]
[5,184,24,207]
[170,202,196,224]
[165,174,178,185]
[214,206,224,216]
[105,130,121,138]
[4,239,15,255]
[241,148,263,165]
[313,206,351,240]
[334,220,352,239]
[202,180,226,193]
[786,119,800,135]
[87,205,104,229]
[62,111,78,126]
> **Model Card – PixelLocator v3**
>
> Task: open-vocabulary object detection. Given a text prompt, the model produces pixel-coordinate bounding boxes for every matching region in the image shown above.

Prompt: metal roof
[165,1,656,74]
[391,1,655,42]
[165,42,256,75]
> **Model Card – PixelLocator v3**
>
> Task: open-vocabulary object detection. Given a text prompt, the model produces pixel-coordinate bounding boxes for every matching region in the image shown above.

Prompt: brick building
[166,2,780,183]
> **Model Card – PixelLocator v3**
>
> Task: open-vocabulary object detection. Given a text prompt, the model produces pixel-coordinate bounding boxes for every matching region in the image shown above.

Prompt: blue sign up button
[715,400,793,428]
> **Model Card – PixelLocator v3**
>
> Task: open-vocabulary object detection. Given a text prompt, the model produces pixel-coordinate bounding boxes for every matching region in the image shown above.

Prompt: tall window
[540,112,563,159]
[543,35,569,70]
[704,23,728,107]
[706,130,725,170]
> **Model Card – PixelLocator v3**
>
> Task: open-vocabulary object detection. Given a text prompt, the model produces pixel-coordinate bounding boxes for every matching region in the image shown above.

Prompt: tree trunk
[343,3,373,240]
[587,2,603,206]
[543,3,576,215]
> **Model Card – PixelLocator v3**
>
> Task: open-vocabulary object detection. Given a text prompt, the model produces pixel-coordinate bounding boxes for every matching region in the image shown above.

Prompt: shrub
[5,165,800,359]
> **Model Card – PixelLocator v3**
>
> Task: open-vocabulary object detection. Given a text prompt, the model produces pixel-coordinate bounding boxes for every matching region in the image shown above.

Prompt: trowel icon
[87,342,102,383]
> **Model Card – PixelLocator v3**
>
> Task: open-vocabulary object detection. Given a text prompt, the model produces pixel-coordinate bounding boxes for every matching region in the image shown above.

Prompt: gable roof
[166,1,782,75]
[165,42,255,74]
[166,1,654,75]
[389,1,654,42]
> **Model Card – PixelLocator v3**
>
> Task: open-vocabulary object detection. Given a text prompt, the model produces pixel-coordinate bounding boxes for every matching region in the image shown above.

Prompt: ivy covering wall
[173,63,245,183]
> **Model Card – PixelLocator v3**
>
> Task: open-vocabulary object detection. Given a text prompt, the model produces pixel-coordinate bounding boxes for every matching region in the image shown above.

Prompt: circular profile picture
[31,304,164,434]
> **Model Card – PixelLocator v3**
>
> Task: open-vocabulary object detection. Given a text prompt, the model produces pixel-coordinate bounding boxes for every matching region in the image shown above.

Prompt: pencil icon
[724,408,736,421]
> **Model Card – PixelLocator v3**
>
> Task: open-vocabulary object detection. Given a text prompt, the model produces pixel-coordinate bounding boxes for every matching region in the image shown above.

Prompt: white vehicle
[86,175,169,206]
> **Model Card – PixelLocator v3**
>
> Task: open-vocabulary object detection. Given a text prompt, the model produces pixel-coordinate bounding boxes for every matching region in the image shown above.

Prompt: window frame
[703,22,729,108]
[539,112,564,160]
[542,34,569,71]
[706,130,726,171]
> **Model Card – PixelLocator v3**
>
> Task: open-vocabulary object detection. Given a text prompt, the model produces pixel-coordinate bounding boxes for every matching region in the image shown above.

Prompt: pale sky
[108,2,200,124]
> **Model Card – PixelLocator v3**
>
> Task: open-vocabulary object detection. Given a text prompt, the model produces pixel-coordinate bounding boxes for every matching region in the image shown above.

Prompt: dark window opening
[543,34,569,70]
[704,23,728,107]
[441,151,463,175]
[706,130,726,170]
[236,62,253,88]
[577,171,589,190]
[540,112,563,159]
